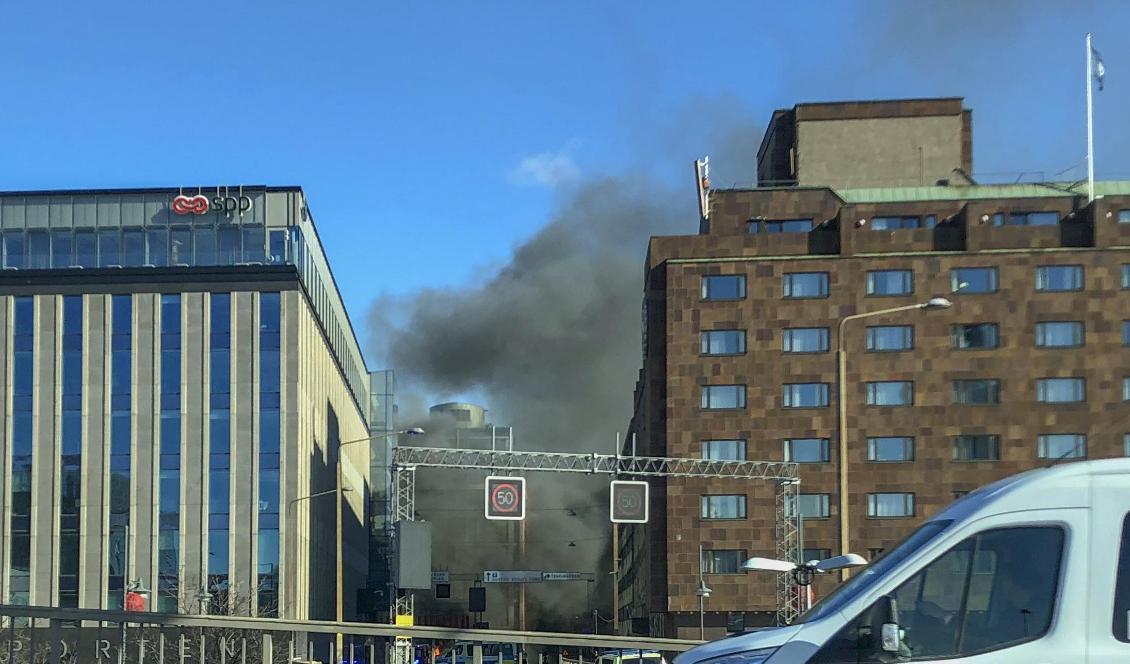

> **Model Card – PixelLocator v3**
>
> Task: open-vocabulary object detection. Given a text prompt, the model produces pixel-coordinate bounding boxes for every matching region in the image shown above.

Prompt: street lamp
[836,298,951,577]
[336,428,424,646]
[696,545,712,640]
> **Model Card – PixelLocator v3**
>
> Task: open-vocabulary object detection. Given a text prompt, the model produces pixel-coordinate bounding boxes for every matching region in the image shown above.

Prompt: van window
[811,526,1063,662]
[1114,513,1130,642]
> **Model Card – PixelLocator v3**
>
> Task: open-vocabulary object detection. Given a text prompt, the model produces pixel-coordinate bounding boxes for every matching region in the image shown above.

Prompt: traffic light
[610,480,649,523]
[484,476,526,521]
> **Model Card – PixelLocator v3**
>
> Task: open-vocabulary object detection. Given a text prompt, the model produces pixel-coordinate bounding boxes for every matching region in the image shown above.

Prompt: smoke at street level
[368,178,685,628]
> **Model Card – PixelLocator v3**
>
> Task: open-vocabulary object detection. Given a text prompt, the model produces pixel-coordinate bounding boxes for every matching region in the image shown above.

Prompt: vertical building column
[231,291,256,603]
[182,293,205,597]
[80,295,106,608]
[281,291,300,619]
[133,294,156,604]
[31,295,58,605]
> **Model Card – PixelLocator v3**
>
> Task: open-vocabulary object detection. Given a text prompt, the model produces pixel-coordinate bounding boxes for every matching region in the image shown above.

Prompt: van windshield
[793,519,953,624]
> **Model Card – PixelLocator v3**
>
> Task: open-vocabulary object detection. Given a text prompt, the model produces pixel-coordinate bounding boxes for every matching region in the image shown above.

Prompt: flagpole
[1086,32,1095,204]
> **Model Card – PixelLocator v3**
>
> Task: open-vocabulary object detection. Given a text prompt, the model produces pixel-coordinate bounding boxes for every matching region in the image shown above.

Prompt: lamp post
[836,298,951,578]
[335,428,424,653]
[696,545,712,640]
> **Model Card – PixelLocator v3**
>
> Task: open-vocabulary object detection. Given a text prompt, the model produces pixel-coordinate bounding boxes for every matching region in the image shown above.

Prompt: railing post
[261,632,272,664]
[473,642,483,664]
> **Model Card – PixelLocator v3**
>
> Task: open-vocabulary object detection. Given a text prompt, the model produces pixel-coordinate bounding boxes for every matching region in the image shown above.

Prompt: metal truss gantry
[389,447,804,627]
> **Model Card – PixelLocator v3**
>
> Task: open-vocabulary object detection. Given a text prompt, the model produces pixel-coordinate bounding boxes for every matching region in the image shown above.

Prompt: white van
[675,458,1130,663]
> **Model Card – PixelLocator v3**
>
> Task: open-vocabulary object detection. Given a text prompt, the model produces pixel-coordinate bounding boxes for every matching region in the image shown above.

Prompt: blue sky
[1,1,1128,359]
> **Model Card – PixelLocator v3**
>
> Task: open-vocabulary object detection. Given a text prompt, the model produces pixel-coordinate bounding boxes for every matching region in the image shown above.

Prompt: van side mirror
[878,595,901,654]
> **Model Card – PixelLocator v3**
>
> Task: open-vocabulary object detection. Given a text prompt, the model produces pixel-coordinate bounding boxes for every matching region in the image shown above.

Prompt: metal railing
[0,604,700,664]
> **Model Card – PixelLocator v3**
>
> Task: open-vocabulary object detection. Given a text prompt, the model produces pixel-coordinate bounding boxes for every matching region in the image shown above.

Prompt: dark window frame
[865,325,914,352]
[700,329,747,356]
[700,494,748,520]
[953,435,1001,461]
[784,438,831,463]
[1035,265,1084,292]
[700,274,747,302]
[783,272,830,299]
[782,327,830,354]
[952,323,1000,350]
[866,436,915,463]
[1035,321,1085,348]
[866,380,915,407]
[951,379,1002,406]
[700,384,747,410]
[867,492,916,518]
[865,269,914,297]
[951,267,1000,294]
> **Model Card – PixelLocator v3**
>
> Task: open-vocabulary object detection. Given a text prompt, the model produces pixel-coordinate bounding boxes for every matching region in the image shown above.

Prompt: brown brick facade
[622,183,1130,639]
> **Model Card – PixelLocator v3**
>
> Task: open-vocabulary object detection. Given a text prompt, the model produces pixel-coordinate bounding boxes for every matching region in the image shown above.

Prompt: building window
[750,218,812,234]
[866,270,913,296]
[951,323,999,350]
[804,548,832,562]
[783,272,829,299]
[701,385,746,410]
[701,275,746,301]
[259,292,282,616]
[866,381,913,406]
[1035,321,1084,348]
[868,548,886,560]
[701,440,746,461]
[701,495,747,520]
[784,438,830,463]
[8,297,34,605]
[1125,377,1130,401]
[1036,265,1083,292]
[700,329,746,355]
[700,329,745,354]
[953,435,1000,461]
[1124,321,1130,346]
[1124,265,1130,289]
[106,295,132,610]
[782,327,829,353]
[702,550,746,574]
[1125,434,1130,457]
[1037,378,1085,403]
[793,494,831,519]
[1037,434,1087,460]
[58,296,83,608]
[866,325,913,352]
[952,379,1001,405]
[208,293,232,614]
[157,294,182,611]
[868,493,915,518]
[1120,209,1130,224]
[1005,211,1059,226]
[867,437,914,462]
[952,267,998,294]
[870,215,921,230]
[783,383,830,408]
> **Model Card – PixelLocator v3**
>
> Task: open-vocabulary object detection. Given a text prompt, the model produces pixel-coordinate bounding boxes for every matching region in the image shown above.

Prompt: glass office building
[0,186,371,620]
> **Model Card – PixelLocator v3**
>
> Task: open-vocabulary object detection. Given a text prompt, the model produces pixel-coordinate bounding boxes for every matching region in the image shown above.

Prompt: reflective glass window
[784,383,830,408]
[784,438,830,463]
[1037,434,1086,459]
[952,379,1001,405]
[783,327,829,353]
[122,229,145,266]
[701,275,746,300]
[27,231,49,268]
[98,230,120,267]
[147,228,168,266]
[868,493,915,517]
[701,329,745,355]
[4,233,25,268]
[867,437,914,462]
[866,269,913,296]
[74,231,96,268]
[953,435,1000,461]
[867,381,914,406]
[1036,265,1083,292]
[701,495,747,519]
[952,267,998,294]
[51,231,73,267]
[866,325,913,351]
[701,439,745,461]
[1037,378,1085,403]
[1035,321,1084,348]
[701,385,746,409]
[783,272,829,298]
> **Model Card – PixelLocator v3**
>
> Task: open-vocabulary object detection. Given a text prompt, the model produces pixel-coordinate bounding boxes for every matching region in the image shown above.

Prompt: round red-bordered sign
[490,482,521,513]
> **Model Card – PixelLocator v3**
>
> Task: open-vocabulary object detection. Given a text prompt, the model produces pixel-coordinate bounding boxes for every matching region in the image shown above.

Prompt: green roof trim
[835,180,1130,203]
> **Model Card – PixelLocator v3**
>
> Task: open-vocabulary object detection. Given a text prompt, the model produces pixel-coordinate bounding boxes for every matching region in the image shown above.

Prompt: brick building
[619,98,1130,639]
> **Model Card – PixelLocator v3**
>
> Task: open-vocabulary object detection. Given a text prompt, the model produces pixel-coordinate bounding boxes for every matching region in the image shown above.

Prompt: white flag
[1093,45,1105,91]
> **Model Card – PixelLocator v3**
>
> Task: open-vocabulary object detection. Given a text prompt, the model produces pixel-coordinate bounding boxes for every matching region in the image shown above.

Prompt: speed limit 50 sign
[610,480,649,523]
[484,476,526,521]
